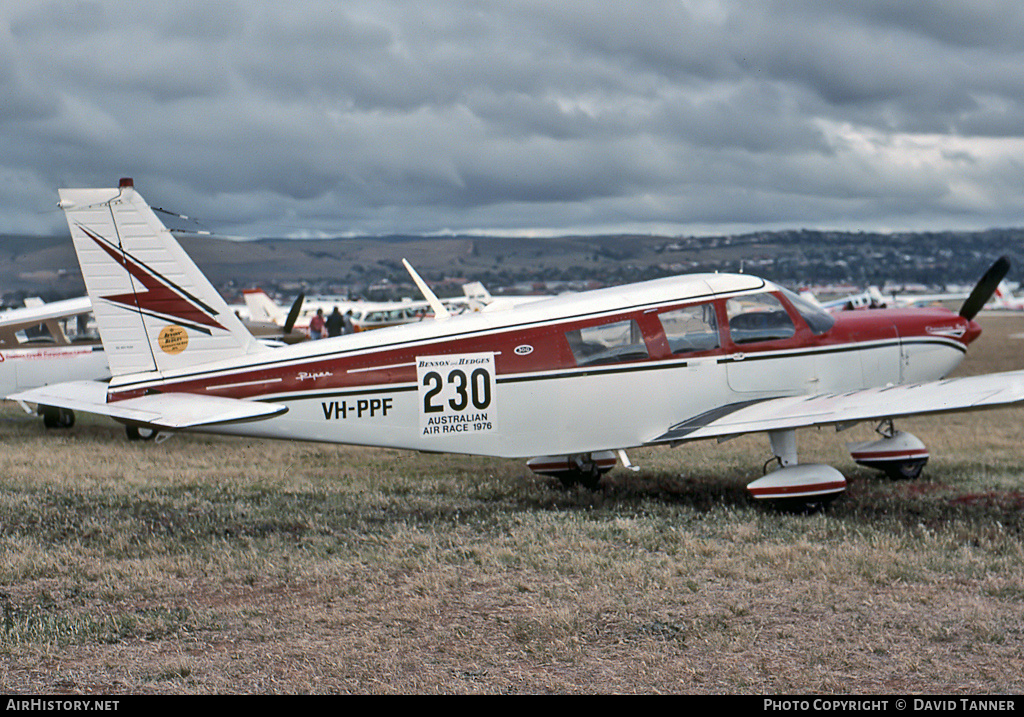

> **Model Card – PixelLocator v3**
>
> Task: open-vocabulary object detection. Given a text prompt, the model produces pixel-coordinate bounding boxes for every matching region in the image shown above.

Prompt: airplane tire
[555,464,604,490]
[41,406,75,429]
[768,495,839,515]
[882,458,927,481]
[126,425,158,441]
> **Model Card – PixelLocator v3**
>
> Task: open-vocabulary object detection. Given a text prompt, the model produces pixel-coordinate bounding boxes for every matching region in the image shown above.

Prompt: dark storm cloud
[2,1,1024,238]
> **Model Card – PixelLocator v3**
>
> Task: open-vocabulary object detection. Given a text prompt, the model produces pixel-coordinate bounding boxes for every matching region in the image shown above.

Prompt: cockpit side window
[657,303,720,354]
[726,293,796,344]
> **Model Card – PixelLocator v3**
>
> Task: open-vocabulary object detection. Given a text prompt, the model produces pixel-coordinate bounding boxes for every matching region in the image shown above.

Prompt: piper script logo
[158,326,189,354]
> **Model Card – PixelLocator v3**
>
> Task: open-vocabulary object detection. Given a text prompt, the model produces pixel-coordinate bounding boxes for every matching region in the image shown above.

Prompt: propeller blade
[283,293,305,334]
[960,256,1011,320]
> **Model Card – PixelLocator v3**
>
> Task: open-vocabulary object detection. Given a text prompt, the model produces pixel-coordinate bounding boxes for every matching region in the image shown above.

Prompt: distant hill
[2,228,1022,303]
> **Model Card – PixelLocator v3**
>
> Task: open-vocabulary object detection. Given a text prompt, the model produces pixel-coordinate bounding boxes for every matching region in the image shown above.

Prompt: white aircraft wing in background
[0,295,107,428]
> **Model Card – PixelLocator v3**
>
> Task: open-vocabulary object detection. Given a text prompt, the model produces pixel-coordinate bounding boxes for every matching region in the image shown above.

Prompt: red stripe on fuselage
[850,448,930,460]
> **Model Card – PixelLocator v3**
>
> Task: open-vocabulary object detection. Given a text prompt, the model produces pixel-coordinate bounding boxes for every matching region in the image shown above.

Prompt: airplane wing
[402,259,450,320]
[0,297,93,330]
[892,292,970,308]
[649,370,1024,444]
[8,381,287,429]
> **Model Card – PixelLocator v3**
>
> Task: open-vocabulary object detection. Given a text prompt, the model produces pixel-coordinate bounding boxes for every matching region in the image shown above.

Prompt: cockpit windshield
[780,288,836,335]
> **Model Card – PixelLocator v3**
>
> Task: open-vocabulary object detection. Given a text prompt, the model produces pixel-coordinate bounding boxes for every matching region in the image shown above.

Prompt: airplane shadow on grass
[551,466,1024,532]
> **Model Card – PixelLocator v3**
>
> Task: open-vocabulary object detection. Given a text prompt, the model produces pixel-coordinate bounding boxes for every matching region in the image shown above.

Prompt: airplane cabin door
[858,323,903,387]
[723,293,812,394]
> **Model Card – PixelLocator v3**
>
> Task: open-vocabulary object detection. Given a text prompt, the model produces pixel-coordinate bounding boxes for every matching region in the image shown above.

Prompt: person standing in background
[325,306,344,337]
[309,308,326,340]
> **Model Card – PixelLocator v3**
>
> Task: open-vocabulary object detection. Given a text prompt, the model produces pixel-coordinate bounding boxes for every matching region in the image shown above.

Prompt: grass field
[1,314,1023,694]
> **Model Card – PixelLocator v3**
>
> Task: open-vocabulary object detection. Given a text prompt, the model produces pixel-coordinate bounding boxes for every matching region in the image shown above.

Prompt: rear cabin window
[726,293,796,344]
[565,319,649,366]
[658,304,720,354]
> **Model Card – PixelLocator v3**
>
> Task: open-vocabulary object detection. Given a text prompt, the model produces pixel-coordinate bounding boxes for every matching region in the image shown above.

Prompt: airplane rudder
[59,180,266,377]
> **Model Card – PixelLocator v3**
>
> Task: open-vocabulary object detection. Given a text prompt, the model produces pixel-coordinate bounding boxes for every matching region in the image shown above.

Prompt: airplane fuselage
[0,298,108,399]
[100,272,979,459]
[0,344,108,396]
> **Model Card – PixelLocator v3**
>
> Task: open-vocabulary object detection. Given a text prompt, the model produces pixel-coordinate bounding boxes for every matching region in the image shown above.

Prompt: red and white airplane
[9,179,1024,508]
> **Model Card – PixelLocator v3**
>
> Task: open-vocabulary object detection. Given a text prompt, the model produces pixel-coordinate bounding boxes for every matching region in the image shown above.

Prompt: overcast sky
[4,0,1024,239]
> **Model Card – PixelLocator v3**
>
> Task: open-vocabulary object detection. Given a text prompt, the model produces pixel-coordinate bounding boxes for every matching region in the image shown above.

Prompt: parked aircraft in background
[235,290,308,343]
[0,295,107,428]
[243,278,551,337]
[349,300,436,331]
[243,289,436,333]
[460,281,553,313]
[884,288,972,309]
[10,179,1024,510]
[800,286,888,312]
[807,281,1024,315]
[805,285,972,312]
[243,286,489,336]
[987,281,1024,311]
[244,289,333,332]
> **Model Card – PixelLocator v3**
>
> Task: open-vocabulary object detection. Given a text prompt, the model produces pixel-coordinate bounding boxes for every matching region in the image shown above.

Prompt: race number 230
[416,353,497,436]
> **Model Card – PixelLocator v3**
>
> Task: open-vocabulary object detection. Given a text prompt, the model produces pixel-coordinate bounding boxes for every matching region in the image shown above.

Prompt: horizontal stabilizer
[650,370,1024,444]
[9,381,287,429]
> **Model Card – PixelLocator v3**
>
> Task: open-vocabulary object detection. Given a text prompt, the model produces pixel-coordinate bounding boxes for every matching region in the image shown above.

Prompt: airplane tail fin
[992,280,1014,308]
[461,281,493,311]
[242,289,287,325]
[58,178,267,378]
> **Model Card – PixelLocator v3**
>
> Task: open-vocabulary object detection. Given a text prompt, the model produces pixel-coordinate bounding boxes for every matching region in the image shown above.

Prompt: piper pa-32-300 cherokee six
[10,179,1024,508]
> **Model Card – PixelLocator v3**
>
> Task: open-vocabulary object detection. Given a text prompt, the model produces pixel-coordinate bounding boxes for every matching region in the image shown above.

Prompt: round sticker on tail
[158,326,189,354]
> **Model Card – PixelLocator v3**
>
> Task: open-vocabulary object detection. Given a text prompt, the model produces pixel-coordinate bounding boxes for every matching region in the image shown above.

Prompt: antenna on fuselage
[402,259,451,321]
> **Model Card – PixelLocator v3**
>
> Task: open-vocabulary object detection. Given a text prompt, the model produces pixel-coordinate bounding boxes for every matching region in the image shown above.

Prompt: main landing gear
[40,405,75,429]
[746,429,847,511]
[846,419,929,480]
[527,451,619,489]
[125,424,161,442]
